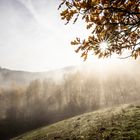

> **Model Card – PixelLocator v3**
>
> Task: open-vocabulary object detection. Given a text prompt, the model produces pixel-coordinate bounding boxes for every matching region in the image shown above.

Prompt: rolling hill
[12,103,140,140]
[0,65,140,140]
[0,66,78,87]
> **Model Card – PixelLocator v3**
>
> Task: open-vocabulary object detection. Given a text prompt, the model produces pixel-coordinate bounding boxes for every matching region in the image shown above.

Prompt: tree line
[0,70,140,139]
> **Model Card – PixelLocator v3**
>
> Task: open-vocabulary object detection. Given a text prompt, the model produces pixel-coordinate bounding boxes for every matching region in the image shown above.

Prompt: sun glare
[99,41,108,51]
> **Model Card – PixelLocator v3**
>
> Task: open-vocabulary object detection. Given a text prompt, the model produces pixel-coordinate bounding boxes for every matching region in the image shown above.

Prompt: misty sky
[0,0,138,72]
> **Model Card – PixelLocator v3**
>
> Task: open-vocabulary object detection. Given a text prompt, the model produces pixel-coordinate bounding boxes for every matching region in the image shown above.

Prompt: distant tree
[59,0,140,60]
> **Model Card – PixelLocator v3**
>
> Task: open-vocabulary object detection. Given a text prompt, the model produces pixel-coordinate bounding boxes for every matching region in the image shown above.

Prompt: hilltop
[13,103,140,140]
[0,66,78,87]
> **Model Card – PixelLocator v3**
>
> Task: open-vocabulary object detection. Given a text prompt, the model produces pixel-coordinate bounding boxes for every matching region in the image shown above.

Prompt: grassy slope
[12,104,140,140]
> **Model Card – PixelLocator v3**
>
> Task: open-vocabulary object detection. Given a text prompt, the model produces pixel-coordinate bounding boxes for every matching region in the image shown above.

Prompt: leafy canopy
[59,0,140,60]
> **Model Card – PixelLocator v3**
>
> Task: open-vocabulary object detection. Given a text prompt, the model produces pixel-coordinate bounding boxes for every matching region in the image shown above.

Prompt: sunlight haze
[0,0,137,71]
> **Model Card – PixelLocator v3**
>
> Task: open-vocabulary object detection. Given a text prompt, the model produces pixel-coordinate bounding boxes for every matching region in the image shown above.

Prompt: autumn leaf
[59,0,140,59]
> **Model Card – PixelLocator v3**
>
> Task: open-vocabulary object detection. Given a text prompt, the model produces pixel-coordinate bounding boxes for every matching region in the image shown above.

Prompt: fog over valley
[0,61,140,139]
[0,0,140,139]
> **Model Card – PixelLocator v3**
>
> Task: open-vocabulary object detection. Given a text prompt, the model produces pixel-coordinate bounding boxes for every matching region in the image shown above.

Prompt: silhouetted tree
[59,0,140,59]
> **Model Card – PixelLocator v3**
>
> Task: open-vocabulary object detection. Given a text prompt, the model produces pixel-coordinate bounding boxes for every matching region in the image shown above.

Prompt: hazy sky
[0,0,138,72]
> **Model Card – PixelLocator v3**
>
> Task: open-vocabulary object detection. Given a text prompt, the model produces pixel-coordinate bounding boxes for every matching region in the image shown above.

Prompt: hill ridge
[12,103,140,140]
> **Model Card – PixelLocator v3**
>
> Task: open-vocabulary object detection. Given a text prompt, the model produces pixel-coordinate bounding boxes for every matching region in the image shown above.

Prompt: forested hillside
[0,64,140,139]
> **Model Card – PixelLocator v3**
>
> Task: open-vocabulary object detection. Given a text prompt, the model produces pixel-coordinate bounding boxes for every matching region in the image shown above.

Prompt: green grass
[12,104,140,140]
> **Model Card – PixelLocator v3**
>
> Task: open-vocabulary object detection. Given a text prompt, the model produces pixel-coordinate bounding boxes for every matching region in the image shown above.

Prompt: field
[13,103,140,140]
